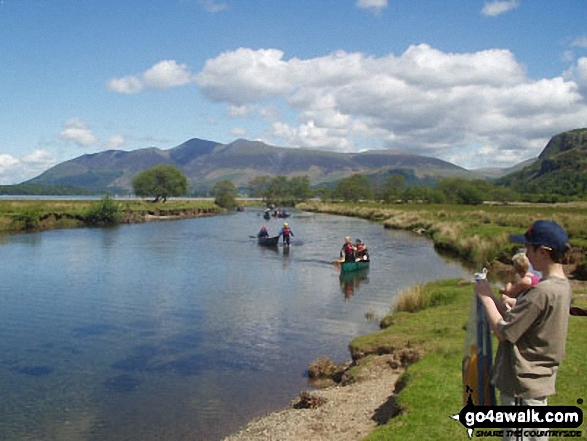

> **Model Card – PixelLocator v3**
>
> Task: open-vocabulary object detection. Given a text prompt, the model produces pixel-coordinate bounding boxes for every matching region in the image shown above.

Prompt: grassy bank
[349,279,587,441]
[0,198,221,233]
[297,201,587,268]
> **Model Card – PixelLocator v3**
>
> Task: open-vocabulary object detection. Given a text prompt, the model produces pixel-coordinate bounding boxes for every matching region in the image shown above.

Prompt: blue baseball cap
[510,220,569,252]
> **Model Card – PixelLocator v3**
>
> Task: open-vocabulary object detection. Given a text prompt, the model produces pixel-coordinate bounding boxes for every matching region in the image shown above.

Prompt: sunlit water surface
[0,210,468,440]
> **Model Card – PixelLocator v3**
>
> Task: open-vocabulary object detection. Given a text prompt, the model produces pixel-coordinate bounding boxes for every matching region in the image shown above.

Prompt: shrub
[12,209,41,231]
[83,195,121,226]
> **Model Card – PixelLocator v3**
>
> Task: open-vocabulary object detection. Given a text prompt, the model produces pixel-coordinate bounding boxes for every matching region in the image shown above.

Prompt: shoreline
[0,198,223,235]
[224,355,404,441]
[224,202,587,441]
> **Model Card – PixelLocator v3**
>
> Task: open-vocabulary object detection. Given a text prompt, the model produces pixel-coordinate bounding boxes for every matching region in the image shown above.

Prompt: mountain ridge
[496,128,587,196]
[25,138,478,194]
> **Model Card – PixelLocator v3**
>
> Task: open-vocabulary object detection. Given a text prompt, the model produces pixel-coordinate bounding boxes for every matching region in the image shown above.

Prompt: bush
[84,196,121,226]
[12,209,41,231]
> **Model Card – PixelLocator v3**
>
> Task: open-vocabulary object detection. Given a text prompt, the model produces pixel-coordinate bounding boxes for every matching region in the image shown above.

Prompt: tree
[132,165,188,202]
[288,176,314,203]
[314,186,331,202]
[247,176,272,201]
[333,174,373,202]
[381,174,406,203]
[436,177,486,205]
[267,176,289,204]
[212,180,238,209]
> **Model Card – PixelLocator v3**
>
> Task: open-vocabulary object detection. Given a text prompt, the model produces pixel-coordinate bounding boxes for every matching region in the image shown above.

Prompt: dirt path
[224,357,401,441]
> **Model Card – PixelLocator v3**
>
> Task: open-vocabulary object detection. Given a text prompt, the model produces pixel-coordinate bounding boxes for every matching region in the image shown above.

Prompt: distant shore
[0,198,222,235]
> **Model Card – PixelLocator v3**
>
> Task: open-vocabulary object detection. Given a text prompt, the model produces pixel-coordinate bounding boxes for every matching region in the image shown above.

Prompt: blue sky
[1,0,586,184]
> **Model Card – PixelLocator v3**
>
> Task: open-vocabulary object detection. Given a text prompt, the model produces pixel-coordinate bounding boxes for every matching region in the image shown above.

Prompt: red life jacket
[283,227,291,237]
[344,243,354,255]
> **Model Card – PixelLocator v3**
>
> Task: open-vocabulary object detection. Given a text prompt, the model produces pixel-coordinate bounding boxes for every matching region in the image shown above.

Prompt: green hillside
[497,128,587,197]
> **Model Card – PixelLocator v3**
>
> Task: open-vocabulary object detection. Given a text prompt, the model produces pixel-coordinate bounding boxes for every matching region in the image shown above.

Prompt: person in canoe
[354,238,369,261]
[340,236,356,262]
[279,222,294,246]
[258,225,270,238]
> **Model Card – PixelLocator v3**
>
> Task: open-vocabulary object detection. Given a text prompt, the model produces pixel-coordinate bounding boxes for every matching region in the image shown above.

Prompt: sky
[1,0,586,184]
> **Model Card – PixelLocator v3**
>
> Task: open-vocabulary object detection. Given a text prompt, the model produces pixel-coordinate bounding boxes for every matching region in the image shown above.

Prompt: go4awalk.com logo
[451,395,584,439]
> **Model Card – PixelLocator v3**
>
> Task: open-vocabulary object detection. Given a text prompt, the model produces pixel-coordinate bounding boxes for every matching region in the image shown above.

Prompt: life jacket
[282,227,291,237]
[344,243,354,256]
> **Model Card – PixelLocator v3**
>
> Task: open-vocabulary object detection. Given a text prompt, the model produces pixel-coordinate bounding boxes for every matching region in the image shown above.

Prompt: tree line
[130,165,580,208]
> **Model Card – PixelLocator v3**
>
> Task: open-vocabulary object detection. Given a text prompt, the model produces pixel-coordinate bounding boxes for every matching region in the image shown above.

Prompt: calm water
[0,209,468,440]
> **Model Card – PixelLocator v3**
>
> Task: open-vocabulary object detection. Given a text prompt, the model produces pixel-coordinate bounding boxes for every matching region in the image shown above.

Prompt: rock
[308,358,339,379]
[292,391,328,409]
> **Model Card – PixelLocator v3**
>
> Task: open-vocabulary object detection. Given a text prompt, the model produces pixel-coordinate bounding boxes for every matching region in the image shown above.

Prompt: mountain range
[24,138,480,194]
[22,129,587,196]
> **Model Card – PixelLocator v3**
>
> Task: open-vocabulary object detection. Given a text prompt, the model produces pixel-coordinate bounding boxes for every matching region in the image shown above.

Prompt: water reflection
[0,209,469,441]
[339,268,370,301]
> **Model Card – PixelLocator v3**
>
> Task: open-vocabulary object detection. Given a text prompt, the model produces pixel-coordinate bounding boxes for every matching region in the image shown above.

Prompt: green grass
[348,279,587,441]
[298,201,587,263]
[0,199,221,233]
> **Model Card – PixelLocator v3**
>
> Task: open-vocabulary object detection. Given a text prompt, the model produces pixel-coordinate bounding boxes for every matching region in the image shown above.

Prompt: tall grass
[298,201,587,264]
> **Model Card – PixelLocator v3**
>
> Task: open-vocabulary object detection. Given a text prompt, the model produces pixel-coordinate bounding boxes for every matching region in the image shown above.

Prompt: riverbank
[297,200,587,277]
[0,199,222,234]
[224,278,587,441]
[225,201,587,440]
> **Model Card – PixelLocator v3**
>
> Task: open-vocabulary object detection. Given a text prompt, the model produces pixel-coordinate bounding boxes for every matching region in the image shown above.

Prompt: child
[500,252,540,309]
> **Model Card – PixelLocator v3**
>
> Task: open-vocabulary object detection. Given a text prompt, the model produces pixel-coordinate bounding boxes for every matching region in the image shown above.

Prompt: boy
[475,220,572,441]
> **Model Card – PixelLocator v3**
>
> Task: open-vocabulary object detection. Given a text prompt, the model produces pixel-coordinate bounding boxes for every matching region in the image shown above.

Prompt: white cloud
[107,76,143,94]
[481,0,520,17]
[108,60,193,94]
[0,150,58,184]
[195,44,587,168]
[143,60,193,90]
[230,127,247,137]
[228,105,255,118]
[0,154,19,174]
[565,57,587,97]
[199,0,228,13]
[60,118,98,147]
[196,48,293,104]
[356,0,388,15]
[571,36,587,48]
[103,134,126,150]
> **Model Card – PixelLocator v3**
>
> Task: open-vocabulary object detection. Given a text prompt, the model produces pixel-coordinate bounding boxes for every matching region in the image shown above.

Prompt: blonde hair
[512,252,529,274]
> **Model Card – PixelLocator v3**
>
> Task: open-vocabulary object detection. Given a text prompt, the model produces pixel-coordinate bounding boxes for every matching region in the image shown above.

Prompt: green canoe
[340,260,370,272]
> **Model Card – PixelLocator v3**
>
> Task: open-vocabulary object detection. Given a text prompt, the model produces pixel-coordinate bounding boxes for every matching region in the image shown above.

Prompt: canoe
[340,260,370,272]
[258,235,280,247]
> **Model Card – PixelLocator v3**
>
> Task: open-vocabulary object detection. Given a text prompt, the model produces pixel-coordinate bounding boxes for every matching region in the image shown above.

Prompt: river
[0,209,468,440]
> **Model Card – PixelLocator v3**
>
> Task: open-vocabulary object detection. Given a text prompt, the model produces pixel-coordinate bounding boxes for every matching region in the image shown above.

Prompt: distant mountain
[472,158,538,179]
[24,138,479,194]
[497,128,587,196]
